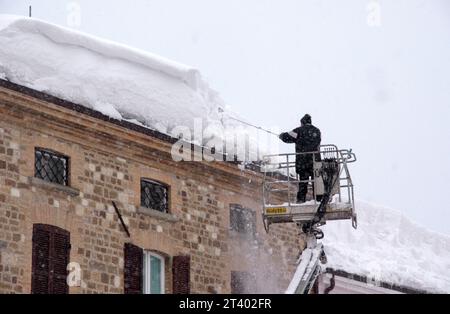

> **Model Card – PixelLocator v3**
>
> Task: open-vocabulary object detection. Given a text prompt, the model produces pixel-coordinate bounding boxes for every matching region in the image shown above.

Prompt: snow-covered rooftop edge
[0,14,276,160]
[321,200,450,293]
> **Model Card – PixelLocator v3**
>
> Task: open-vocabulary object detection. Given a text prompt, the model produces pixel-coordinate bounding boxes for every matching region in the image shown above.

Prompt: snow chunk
[94,101,122,120]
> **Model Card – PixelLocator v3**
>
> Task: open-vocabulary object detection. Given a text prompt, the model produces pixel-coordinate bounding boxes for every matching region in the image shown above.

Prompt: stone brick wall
[0,84,304,294]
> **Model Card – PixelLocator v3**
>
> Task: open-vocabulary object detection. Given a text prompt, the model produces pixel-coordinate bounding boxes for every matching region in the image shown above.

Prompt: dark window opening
[230,204,256,235]
[231,271,257,294]
[140,179,169,213]
[35,148,69,186]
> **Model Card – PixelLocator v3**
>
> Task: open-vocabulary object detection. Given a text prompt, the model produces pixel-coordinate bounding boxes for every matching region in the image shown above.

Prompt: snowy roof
[0,15,267,160]
[322,200,450,293]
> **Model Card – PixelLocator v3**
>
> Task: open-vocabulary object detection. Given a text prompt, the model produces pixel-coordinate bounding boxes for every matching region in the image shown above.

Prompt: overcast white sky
[1,0,449,235]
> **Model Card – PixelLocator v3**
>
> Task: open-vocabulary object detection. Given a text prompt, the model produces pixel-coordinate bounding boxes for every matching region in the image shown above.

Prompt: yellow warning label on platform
[266,207,287,214]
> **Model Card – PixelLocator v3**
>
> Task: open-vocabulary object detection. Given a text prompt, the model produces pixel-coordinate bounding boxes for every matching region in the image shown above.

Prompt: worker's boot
[296,193,306,204]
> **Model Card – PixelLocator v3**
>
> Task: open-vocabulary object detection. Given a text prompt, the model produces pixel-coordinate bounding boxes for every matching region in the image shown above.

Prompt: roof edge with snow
[0,78,261,171]
[325,268,432,294]
[0,78,177,143]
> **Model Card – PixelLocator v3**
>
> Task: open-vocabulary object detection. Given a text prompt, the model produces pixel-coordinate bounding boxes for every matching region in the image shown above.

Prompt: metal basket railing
[261,145,356,228]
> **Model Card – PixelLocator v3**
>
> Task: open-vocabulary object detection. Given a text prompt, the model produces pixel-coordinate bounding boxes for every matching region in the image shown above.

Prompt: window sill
[229,229,259,240]
[137,206,179,223]
[29,177,80,197]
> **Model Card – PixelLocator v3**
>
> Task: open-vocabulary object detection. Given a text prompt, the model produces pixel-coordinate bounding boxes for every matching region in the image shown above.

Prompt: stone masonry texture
[0,82,304,294]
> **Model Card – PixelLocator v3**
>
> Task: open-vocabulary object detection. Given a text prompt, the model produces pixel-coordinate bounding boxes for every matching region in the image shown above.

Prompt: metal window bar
[140,179,169,213]
[230,205,256,235]
[34,148,69,186]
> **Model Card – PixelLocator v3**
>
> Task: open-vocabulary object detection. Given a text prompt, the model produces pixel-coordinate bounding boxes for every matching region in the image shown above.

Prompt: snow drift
[0,15,273,160]
[322,200,450,293]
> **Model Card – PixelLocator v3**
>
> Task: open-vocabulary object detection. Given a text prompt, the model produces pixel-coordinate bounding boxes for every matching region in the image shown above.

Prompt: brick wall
[0,84,303,294]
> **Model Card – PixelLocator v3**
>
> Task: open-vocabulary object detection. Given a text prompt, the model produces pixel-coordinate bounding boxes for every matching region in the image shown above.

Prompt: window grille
[230,204,256,235]
[141,179,169,213]
[35,148,69,186]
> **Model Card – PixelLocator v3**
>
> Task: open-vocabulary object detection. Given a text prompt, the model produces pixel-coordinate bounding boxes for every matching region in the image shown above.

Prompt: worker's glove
[278,133,284,140]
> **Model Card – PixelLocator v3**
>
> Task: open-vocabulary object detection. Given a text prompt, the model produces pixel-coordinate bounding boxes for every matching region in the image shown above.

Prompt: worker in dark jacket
[279,114,321,203]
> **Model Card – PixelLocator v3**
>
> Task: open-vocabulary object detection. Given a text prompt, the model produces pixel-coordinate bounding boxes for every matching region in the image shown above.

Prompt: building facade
[0,80,303,294]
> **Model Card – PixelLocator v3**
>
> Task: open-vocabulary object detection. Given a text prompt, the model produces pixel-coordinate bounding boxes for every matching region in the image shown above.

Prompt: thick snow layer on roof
[0,15,270,160]
[322,200,450,293]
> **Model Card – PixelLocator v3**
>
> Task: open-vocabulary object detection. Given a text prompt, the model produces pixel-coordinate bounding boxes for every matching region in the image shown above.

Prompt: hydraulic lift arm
[285,238,327,294]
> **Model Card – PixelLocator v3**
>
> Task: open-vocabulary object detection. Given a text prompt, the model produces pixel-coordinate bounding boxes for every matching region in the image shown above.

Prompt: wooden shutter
[31,225,51,294]
[124,243,143,294]
[52,231,71,294]
[172,255,190,294]
[31,224,70,294]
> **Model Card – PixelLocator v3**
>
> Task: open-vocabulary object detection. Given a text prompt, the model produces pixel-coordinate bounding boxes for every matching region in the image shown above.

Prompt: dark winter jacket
[279,123,321,173]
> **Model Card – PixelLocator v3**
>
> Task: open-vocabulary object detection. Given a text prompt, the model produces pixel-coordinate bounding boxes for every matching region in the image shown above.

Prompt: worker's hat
[301,114,312,125]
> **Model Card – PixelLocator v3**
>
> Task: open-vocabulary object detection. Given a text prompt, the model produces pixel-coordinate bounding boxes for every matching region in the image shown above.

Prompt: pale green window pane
[150,255,162,294]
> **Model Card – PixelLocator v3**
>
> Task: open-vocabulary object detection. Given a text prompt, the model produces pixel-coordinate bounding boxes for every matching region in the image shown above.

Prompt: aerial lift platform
[261,144,357,294]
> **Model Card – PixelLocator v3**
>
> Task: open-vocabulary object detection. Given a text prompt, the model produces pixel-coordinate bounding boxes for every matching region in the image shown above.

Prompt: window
[143,251,165,294]
[230,204,256,235]
[141,179,169,213]
[124,243,189,295]
[35,148,69,186]
[31,224,71,294]
[231,271,257,294]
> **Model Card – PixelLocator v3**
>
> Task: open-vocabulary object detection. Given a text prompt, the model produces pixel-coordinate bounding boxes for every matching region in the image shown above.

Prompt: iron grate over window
[141,179,169,213]
[230,204,256,235]
[35,148,69,186]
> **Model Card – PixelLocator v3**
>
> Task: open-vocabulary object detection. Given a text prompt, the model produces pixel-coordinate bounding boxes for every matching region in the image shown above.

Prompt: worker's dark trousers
[297,167,313,203]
